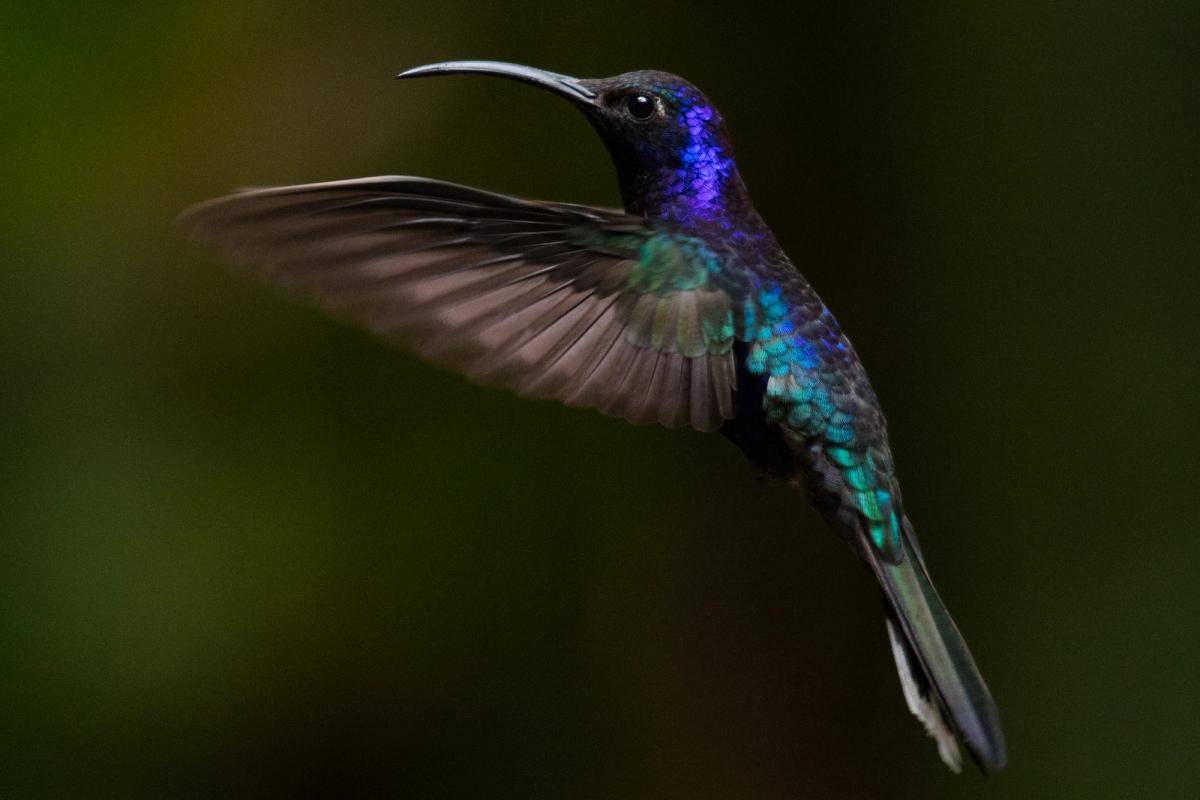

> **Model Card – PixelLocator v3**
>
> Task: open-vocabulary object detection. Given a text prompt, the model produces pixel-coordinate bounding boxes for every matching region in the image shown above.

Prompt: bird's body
[184,62,1005,772]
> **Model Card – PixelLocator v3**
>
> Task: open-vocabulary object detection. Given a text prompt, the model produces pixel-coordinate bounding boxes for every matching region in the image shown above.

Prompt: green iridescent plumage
[593,223,908,561]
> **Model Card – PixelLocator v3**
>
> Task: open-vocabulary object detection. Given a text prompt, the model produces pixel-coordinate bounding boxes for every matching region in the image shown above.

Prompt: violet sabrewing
[182,61,1006,772]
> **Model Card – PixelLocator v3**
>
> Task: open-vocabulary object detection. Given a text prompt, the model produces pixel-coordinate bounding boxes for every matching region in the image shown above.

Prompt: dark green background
[3,2,1197,797]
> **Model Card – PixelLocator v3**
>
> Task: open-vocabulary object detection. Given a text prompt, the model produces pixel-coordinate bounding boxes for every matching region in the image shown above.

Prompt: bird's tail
[864,529,1007,772]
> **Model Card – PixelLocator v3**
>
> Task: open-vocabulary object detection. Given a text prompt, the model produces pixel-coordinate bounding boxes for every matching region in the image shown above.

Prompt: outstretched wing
[182,177,747,430]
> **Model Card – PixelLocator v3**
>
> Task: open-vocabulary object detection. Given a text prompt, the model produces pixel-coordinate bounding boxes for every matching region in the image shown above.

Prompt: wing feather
[183,177,744,431]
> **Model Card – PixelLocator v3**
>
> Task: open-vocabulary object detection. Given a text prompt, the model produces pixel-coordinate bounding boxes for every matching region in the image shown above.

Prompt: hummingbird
[183,60,1006,772]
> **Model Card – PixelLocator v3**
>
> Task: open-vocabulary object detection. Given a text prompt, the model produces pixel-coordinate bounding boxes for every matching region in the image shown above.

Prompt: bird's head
[399,61,746,222]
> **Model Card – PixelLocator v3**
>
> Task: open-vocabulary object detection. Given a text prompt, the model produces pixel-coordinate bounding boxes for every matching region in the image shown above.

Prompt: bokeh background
[3,2,1198,797]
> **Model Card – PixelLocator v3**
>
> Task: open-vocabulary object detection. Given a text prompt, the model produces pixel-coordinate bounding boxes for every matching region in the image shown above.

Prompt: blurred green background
[2,2,1198,797]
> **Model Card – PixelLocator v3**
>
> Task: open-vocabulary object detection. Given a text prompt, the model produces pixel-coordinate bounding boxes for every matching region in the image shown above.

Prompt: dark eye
[625,93,656,120]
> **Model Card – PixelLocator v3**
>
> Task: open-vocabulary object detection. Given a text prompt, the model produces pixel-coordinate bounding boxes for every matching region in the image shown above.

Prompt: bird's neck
[618,155,764,236]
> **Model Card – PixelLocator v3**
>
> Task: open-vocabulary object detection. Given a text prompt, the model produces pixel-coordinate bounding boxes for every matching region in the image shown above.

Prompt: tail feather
[886,616,962,771]
[866,530,1007,772]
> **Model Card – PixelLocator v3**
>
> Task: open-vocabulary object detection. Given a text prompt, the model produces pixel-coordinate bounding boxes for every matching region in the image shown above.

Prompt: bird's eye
[625,94,656,120]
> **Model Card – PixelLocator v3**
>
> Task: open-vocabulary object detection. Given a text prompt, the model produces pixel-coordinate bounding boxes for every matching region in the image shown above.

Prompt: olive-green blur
[3,2,1197,797]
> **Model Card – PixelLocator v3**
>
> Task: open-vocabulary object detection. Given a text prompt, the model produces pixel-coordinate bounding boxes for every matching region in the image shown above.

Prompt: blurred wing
[182,176,741,430]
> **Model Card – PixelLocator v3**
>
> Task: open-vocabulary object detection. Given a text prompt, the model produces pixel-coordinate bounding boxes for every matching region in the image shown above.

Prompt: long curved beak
[397,60,597,107]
